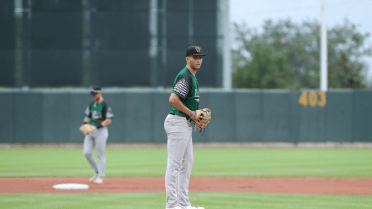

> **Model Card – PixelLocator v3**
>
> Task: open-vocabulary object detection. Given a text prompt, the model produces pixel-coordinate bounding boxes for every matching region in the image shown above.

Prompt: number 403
[298,91,326,107]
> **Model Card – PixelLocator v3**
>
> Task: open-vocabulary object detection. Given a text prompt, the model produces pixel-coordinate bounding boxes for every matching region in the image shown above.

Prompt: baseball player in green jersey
[164,46,206,209]
[80,86,114,184]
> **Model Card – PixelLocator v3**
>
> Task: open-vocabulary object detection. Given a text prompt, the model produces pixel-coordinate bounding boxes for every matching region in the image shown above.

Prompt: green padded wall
[13,93,43,143]
[325,91,353,142]
[208,93,235,142]
[262,91,291,142]
[235,91,263,142]
[124,93,154,143]
[1,90,371,143]
[352,90,372,142]
[0,93,14,143]
[42,93,71,143]
[295,94,327,142]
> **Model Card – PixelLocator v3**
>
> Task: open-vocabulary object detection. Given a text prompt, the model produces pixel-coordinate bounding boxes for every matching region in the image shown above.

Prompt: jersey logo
[92,111,102,119]
[107,107,114,118]
[195,89,199,103]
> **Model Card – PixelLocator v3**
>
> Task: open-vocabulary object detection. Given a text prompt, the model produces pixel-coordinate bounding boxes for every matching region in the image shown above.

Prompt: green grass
[1,148,371,209]
[0,193,371,209]
[0,148,371,177]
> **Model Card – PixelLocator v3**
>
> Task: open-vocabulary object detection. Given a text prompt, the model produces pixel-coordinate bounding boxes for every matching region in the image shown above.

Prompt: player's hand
[190,111,196,120]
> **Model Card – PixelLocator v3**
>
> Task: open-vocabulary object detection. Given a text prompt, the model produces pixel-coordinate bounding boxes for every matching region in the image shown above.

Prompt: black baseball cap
[90,86,101,95]
[186,46,207,57]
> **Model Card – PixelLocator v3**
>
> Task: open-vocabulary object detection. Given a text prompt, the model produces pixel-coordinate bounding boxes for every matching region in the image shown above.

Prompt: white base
[53,183,89,190]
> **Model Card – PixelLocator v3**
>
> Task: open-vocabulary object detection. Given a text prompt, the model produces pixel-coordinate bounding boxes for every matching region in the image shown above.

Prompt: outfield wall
[0,89,371,143]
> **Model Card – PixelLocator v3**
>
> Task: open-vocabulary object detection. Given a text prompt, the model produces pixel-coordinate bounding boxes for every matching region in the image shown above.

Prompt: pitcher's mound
[53,183,89,190]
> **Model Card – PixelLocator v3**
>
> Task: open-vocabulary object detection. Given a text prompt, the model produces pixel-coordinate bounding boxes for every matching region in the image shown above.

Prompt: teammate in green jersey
[164,46,206,209]
[80,86,114,184]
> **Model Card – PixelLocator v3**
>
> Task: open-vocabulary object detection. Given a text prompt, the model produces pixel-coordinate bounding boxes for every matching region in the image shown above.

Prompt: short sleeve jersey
[170,67,199,119]
[84,100,114,126]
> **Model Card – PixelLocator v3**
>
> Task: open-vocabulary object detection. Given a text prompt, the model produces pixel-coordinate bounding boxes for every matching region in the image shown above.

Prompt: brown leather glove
[192,108,211,130]
[79,124,97,136]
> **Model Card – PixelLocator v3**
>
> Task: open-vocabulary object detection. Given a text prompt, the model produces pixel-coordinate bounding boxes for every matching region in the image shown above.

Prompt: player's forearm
[169,93,194,117]
[101,119,112,127]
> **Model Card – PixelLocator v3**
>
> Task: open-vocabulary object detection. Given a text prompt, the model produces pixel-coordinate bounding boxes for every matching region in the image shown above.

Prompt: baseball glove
[192,108,211,130]
[79,124,97,136]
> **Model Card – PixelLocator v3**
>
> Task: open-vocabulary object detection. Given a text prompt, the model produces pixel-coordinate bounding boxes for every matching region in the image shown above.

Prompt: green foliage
[232,19,372,89]
[329,53,366,88]
[233,43,290,88]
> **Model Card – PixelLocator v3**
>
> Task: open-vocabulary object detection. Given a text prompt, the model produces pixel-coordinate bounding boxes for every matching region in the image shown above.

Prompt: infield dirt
[1,177,371,195]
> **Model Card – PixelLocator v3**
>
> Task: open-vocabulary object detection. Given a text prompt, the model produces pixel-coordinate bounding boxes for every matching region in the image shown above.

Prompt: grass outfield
[1,149,371,208]
[1,193,371,209]
[0,148,371,177]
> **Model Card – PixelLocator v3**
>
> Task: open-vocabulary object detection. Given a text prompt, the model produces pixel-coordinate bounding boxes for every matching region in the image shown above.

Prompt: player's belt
[169,113,192,126]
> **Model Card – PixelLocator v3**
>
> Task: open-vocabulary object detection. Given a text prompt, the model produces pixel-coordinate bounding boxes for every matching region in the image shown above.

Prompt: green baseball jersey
[84,100,114,126]
[170,67,199,119]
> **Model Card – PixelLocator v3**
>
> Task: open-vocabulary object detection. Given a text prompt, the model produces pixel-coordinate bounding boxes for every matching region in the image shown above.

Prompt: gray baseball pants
[83,127,108,178]
[164,114,194,208]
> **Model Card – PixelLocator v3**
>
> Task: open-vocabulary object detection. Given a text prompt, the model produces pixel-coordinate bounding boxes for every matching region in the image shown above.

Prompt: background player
[164,46,206,209]
[80,86,114,184]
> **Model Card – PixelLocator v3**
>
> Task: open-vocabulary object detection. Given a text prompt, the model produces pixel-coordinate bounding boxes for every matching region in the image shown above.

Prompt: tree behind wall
[233,43,290,88]
[329,53,365,88]
[232,19,372,89]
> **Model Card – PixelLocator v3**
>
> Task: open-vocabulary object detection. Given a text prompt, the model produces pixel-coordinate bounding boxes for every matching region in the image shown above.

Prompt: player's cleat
[180,205,205,209]
[166,206,183,209]
[89,173,98,182]
[93,177,103,184]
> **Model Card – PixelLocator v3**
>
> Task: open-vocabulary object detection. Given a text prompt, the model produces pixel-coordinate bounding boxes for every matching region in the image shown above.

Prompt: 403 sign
[298,91,326,107]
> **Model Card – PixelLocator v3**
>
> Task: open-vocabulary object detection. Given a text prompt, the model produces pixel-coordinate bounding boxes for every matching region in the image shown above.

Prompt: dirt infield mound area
[1,177,371,195]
